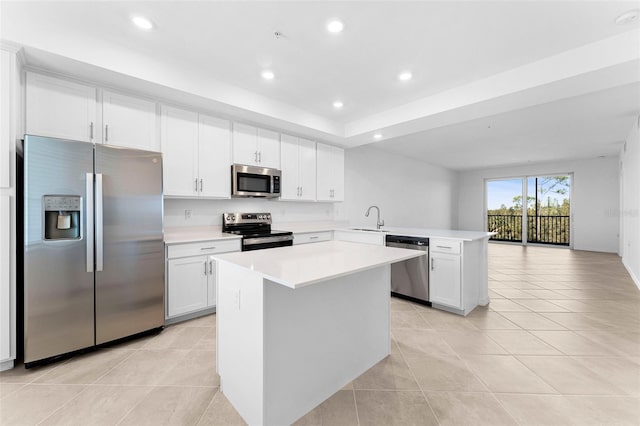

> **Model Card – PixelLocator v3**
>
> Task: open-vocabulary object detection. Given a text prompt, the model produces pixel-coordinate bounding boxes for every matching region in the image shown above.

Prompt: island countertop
[213,240,425,289]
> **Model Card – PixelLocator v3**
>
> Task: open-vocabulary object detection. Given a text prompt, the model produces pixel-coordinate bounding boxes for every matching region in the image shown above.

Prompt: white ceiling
[1,1,640,170]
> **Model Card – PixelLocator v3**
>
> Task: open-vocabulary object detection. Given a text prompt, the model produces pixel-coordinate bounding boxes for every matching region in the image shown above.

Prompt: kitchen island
[213,240,425,426]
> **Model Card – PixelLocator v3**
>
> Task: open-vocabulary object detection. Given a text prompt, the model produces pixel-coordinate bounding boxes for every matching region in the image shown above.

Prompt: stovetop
[224,229,292,239]
[222,212,292,239]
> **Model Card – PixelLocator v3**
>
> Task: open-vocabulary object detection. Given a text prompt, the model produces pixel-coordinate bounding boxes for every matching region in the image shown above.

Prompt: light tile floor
[2,244,639,425]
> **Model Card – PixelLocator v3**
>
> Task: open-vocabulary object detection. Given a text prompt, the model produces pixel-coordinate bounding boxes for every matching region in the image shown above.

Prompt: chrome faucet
[365,205,385,229]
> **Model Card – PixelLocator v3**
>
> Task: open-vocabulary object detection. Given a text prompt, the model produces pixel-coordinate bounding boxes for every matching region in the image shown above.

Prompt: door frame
[484,172,574,249]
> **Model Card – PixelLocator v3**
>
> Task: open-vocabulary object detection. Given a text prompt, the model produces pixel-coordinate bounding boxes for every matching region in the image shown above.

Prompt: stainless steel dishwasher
[385,235,430,305]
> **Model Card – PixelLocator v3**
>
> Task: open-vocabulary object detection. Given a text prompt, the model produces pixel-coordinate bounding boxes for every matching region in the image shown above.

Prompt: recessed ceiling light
[332,101,343,109]
[398,72,412,81]
[373,133,383,140]
[132,16,154,30]
[261,70,275,80]
[327,20,344,33]
[615,9,639,25]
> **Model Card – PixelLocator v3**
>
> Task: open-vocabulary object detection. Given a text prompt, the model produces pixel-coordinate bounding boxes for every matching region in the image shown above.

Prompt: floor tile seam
[0,382,26,400]
[459,354,561,396]
[350,387,361,426]
[568,329,636,358]
[193,387,221,426]
[512,355,630,396]
[89,346,138,385]
[390,335,441,426]
[112,385,157,426]
[32,383,91,426]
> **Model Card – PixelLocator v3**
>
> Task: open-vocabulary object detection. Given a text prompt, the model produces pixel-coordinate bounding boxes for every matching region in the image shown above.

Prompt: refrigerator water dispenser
[43,195,81,240]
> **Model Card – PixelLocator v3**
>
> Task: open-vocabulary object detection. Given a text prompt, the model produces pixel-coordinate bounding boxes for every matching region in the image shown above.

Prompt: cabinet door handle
[209,260,213,275]
[195,178,198,192]
[436,245,452,249]
[258,151,262,163]
[254,151,258,162]
[300,186,303,197]
[200,179,203,192]
[204,261,208,275]
[310,236,319,240]
[431,258,435,271]
[90,122,94,140]
[200,246,217,250]
[105,124,109,142]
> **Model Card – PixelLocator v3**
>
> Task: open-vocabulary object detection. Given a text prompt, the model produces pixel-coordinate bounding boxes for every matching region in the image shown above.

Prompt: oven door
[242,235,293,251]
[231,164,280,198]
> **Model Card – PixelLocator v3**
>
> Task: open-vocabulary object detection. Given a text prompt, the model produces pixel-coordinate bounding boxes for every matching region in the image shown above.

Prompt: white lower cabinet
[293,231,333,245]
[165,238,241,321]
[167,256,210,317]
[0,195,11,368]
[429,251,462,309]
[428,237,488,316]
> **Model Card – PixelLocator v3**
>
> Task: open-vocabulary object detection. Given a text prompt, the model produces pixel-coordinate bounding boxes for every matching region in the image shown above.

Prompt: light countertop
[213,240,425,289]
[164,222,494,244]
[164,226,241,245]
[339,226,495,241]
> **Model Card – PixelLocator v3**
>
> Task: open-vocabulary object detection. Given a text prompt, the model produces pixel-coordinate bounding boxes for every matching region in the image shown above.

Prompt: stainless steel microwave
[231,164,281,198]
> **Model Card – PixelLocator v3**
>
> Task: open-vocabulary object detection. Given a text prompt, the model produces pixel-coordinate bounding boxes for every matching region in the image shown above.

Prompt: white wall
[620,120,640,287]
[457,157,620,253]
[164,198,337,228]
[343,145,458,229]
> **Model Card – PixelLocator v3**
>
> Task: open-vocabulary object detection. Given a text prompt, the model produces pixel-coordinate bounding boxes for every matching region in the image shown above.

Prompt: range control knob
[267,214,271,219]
[230,215,235,221]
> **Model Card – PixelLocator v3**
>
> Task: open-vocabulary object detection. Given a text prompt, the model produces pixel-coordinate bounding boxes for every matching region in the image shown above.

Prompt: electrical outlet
[185,209,192,220]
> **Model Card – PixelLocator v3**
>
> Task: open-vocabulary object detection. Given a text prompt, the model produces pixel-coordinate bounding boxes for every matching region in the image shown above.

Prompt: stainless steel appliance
[20,135,164,366]
[385,235,430,305]
[222,212,293,251]
[231,164,281,198]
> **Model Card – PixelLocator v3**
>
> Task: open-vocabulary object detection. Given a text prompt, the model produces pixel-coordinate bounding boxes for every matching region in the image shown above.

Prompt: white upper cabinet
[280,134,316,201]
[26,72,97,142]
[161,105,231,199]
[232,123,280,169]
[257,127,280,169]
[1,50,12,189]
[316,143,344,202]
[161,106,199,197]
[198,114,231,198]
[102,90,158,151]
[26,73,158,151]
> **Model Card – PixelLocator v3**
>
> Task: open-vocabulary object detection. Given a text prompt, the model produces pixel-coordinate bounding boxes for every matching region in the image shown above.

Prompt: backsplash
[164,198,344,227]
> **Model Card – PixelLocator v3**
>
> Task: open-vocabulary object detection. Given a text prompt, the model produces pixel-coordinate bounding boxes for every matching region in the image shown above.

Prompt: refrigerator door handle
[96,173,104,272]
[86,173,94,273]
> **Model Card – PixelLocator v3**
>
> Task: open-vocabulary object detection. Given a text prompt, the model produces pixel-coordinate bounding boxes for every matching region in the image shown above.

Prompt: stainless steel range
[222,212,293,251]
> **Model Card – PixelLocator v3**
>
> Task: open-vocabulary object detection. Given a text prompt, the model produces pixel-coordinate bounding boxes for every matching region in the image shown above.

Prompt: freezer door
[23,135,95,363]
[94,144,164,344]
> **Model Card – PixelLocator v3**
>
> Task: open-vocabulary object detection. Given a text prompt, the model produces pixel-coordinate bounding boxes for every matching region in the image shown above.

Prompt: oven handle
[243,235,294,246]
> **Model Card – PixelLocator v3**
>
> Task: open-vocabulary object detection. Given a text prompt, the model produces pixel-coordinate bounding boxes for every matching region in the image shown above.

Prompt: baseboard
[0,359,15,372]
[622,258,640,290]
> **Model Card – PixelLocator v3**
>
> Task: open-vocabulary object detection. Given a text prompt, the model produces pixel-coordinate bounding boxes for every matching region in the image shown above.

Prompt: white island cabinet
[214,241,424,426]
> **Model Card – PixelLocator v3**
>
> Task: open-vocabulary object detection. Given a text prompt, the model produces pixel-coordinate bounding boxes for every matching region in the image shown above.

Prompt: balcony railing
[487,215,570,246]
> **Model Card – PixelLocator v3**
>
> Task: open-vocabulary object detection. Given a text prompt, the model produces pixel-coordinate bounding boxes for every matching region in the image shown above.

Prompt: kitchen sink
[349,228,386,232]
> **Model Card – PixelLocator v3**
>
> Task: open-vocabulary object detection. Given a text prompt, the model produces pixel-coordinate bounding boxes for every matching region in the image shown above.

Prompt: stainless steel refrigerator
[21,135,164,366]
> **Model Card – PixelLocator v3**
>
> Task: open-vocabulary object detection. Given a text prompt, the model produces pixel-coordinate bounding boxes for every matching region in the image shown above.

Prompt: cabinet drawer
[430,239,461,255]
[294,231,333,245]
[167,238,241,259]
